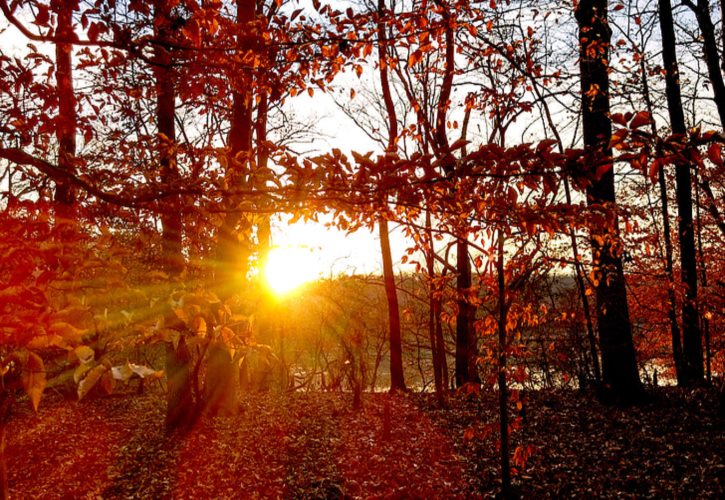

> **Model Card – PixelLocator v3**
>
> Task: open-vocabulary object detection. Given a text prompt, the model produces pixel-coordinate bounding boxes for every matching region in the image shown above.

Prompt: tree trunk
[165,338,195,429]
[376,0,406,393]
[216,0,255,292]
[425,211,445,402]
[205,0,257,417]
[564,178,601,385]
[720,0,725,74]
[203,342,237,416]
[54,4,76,220]
[657,166,685,383]
[496,231,512,497]
[430,1,478,388]
[658,0,704,385]
[575,0,642,402]
[454,239,478,386]
[694,175,712,382]
[684,0,725,127]
[153,0,193,430]
[380,218,406,391]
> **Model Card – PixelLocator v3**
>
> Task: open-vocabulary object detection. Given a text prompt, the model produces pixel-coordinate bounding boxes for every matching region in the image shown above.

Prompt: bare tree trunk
[720,0,725,73]
[436,300,449,391]
[496,231,512,497]
[697,179,725,238]
[454,240,478,386]
[426,212,444,402]
[694,173,712,382]
[635,27,687,385]
[657,167,685,383]
[376,0,406,393]
[54,4,76,220]
[563,178,601,385]
[431,1,478,388]
[659,0,704,385]
[380,218,406,391]
[575,0,642,402]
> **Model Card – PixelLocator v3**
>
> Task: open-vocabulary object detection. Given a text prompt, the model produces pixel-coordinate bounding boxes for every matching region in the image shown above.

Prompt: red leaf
[629,111,651,130]
[707,143,722,166]
[595,163,613,179]
[648,158,662,182]
[34,5,50,27]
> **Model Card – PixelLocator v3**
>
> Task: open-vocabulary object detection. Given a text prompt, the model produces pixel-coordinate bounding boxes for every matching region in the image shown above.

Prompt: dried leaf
[21,352,45,412]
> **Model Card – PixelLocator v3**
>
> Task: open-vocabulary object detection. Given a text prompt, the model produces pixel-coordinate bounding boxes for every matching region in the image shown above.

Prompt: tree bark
[203,342,237,417]
[658,0,704,385]
[635,19,687,385]
[575,0,642,402]
[694,174,712,382]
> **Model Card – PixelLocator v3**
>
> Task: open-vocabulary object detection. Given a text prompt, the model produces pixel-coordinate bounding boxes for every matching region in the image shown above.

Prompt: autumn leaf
[78,364,109,401]
[706,143,722,166]
[111,363,134,382]
[21,352,46,412]
[49,322,87,344]
[628,111,651,129]
[100,370,116,395]
[70,345,95,365]
[407,49,422,67]
[192,316,207,337]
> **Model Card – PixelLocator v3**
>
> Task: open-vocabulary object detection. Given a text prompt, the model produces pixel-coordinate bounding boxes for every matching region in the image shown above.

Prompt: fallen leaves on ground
[4,387,723,498]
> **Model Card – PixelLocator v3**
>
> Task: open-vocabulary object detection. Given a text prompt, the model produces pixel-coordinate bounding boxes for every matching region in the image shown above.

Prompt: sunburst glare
[263,245,323,295]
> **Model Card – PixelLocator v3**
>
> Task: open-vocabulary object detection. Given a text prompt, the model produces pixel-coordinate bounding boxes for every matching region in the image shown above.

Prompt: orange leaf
[22,352,46,412]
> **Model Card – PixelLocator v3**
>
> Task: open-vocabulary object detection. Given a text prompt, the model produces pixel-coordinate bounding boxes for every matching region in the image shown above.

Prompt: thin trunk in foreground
[659,0,704,385]
[377,0,406,392]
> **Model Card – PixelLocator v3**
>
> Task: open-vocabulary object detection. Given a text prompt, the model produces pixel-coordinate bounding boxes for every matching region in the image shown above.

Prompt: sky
[268,215,411,277]
[0,4,467,279]
[269,76,411,277]
[0,9,410,277]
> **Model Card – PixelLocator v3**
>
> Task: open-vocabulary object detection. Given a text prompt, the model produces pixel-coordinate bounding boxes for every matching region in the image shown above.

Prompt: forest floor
[4,385,723,499]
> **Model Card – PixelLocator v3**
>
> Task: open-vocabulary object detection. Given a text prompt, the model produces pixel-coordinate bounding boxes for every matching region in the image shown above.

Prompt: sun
[263,245,322,295]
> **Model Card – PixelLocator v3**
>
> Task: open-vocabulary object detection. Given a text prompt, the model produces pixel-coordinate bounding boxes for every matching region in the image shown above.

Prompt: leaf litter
[4,387,723,498]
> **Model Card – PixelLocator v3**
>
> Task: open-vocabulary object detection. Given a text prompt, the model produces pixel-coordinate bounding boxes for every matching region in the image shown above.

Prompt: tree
[575,0,642,401]
[53,0,77,219]
[657,0,704,385]
[151,0,195,430]
[376,0,406,392]
[203,0,260,418]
